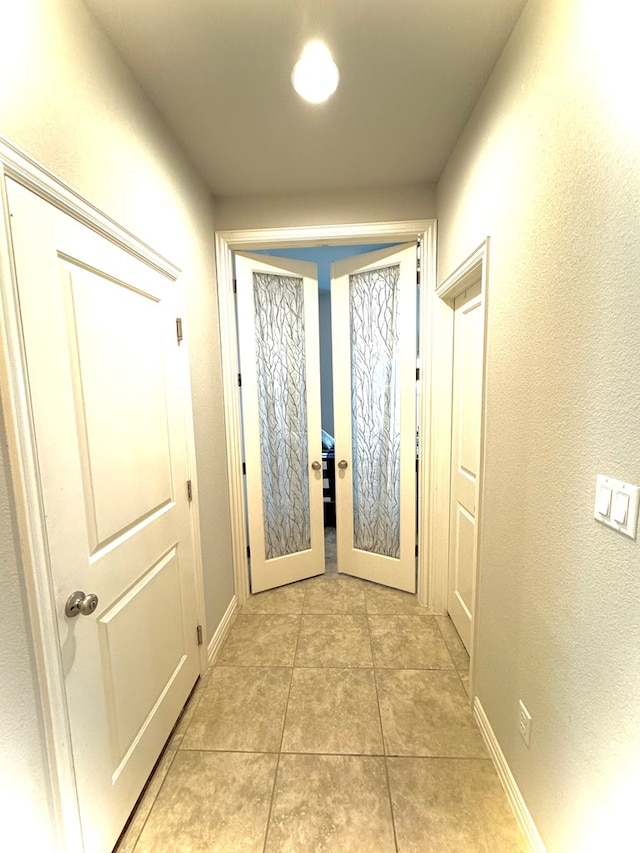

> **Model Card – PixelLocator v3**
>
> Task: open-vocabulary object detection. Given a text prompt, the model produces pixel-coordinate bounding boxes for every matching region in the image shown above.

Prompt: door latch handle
[338,459,348,469]
[311,460,322,470]
[65,590,99,618]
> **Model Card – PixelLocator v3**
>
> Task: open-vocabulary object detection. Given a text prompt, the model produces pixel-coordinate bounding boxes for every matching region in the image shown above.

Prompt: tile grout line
[120,649,214,849]
[122,740,178,852]
[433,616,470,699]
[365,588,400,853]
[261,602,304,852]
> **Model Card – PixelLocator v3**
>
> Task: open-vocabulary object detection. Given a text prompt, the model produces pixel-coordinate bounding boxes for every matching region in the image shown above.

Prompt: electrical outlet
[518,700,532,748]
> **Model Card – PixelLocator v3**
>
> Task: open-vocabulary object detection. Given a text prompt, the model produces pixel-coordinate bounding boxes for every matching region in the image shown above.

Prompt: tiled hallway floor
[116,532,528,852]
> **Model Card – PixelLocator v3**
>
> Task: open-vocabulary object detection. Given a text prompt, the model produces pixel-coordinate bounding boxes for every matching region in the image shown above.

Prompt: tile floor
[116,530,528,852]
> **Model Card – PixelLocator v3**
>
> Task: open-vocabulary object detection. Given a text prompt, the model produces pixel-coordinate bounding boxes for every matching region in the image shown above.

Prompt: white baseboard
[474,697,546,853]
[207,595,237,666]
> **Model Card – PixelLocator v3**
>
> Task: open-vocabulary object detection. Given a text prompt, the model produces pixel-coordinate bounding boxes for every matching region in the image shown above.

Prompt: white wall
[215,184,435,231]
[0,0,234,845]
[436,0,640,850]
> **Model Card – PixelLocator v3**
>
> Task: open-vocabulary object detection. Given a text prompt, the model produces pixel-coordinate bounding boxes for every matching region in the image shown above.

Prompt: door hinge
[237,373,242,387]
[196,625,203,646]
[247,545,251,558]
[242,462,246,475]
[187,479,193,502]
[233,279,237,294]
[416,457,419,474]
[416,367,420,381]
[415,544,419,557]
[416,269,421,286]
[176,317,183,344]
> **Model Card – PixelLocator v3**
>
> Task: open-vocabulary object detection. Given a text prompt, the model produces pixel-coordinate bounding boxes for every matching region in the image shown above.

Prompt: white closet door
[447,278,484,651]
[7,178,199,853]
[331,243,417,592]
[236,252,324,593]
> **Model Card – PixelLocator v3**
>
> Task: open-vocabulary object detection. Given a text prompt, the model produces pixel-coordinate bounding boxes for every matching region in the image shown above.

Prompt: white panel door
[331,244,417,592]
[448,278,484,651]
[235,252,324,593]
[6,179,200,853]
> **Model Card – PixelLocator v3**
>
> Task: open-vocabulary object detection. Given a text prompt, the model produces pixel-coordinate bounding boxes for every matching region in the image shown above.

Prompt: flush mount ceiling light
[291,40,340,104]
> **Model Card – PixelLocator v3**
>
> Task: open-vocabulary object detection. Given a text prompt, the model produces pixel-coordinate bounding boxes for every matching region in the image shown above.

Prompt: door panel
[331,244,417,592]
[448,279,484,651]
[235,252,324,593]
[64,262,174,549]
[7,178,199,853]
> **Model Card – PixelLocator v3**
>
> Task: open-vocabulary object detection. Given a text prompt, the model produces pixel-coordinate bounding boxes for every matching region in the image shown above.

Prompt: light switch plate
[594,475,640,539]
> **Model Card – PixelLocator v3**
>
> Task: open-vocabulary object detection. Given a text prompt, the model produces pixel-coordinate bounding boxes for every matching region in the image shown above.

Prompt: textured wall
[215,184,435,231]
[436,0,640,849]
[0,404,54,848]
[0,0,234,844]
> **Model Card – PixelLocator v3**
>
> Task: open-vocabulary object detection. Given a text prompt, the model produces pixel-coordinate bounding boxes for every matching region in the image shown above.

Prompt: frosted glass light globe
[292,41,340,104]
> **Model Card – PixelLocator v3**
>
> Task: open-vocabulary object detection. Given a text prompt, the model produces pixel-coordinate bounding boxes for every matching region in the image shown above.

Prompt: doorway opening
[235,243,419,594]
[433,238,490,691]
[215,220,437,610]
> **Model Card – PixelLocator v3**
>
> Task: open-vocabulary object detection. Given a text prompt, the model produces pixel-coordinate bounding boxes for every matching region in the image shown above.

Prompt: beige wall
[436,0,640,849]
[215,184,436,231]
[0,0,234,845]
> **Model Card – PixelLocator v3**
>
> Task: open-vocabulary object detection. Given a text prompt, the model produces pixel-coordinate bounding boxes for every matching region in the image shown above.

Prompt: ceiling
[83,0,528,198]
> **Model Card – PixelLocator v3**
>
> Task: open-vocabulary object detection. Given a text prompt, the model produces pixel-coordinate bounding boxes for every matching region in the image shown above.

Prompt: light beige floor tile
[369,615,456,669]
[376,669,487,757]
[295,614,373,667]
[181,666,291,752]
[266,754,396,852]
[167,674,210,748]
[324,526,337,574]
[365,583,428,615]
[435,615,471,675]
[216,614,300,666]
[115,748,176,853]
[240,583,306,614]
[134,751,277,853]
[303,575,367,614]
[387,757,529,852]
[282,667,383,754]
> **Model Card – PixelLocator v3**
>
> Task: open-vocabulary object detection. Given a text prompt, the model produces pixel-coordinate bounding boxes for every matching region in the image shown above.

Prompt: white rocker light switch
[594,475,640,539]
[613,491,630,525]
[596,485,612,518]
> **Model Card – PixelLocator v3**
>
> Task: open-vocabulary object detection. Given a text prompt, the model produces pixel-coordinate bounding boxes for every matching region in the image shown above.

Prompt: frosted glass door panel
[253,271,310,559]
[350,263,401,558]
[332,244,417,593]
[236,252,324,593]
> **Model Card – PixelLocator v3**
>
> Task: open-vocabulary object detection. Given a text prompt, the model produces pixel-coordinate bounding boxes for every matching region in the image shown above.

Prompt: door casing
[215,221,438,610]
[0,137,208,852]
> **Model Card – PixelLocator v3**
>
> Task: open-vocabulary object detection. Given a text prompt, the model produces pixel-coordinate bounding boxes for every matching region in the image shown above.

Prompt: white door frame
[432,238,490,699]
[0,136,208,851]
[215,220,438,608]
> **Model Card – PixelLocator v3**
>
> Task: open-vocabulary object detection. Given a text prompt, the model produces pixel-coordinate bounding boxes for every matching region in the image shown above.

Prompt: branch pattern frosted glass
[350,264,401,558]
[253,272,311,559]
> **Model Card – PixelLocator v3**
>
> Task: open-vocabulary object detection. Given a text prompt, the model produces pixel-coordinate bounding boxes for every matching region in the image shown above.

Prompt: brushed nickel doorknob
[65,590,99,618]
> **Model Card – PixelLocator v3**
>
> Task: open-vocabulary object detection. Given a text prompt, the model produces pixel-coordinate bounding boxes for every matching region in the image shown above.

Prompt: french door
[236,244,417,594]
[331,244,418,592]
[235,252,325,593]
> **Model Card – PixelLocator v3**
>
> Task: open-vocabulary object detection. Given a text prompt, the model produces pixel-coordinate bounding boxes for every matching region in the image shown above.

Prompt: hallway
[116,537,527,852]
